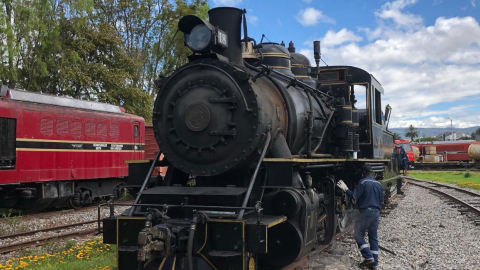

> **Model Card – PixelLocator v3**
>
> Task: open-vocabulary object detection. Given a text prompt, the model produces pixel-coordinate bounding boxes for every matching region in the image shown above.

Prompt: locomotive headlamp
[178,15,228,53]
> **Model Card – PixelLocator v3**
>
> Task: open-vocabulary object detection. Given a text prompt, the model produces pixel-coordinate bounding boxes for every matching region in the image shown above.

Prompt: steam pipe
[310,111,335,155]
[305,89,314,155]
[187,215,198,270]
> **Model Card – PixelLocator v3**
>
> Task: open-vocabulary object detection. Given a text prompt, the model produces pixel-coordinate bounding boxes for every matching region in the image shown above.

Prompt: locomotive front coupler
[137,208,202,262]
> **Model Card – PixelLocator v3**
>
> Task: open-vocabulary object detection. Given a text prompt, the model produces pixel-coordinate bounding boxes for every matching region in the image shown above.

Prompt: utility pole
[447,117,453,141]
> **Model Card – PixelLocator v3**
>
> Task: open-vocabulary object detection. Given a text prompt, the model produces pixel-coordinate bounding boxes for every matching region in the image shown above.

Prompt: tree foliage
[404,125,419,142]
[392,132,402,140]
[471,127,480,141]
[417,137,438,142]
[0,0,209,122]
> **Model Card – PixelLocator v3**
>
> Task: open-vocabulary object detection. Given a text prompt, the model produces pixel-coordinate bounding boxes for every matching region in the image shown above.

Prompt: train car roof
[319,65,384,94]
[0,85,123,114]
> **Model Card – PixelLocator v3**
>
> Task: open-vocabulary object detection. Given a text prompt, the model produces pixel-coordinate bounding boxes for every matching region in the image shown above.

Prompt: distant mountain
[389,126,480,139]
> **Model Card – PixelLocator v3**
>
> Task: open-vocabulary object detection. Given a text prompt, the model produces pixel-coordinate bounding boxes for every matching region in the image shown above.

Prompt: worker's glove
[337,180,349,192]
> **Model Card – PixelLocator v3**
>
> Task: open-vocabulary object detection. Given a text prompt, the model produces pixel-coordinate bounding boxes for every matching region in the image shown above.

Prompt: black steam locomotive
[101,7,402,270]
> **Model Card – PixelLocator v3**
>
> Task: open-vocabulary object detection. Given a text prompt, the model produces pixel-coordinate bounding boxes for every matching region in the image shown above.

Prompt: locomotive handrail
[128,149,162,216]
[237,131,272,220]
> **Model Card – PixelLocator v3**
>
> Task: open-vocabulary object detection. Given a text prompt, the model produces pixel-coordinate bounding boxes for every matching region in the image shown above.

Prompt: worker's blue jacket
[346,176,384,209]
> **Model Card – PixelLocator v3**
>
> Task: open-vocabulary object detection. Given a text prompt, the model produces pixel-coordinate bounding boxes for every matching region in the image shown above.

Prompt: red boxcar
[0,86,145,209]
[417,141,480,162]
[144,125,166,177]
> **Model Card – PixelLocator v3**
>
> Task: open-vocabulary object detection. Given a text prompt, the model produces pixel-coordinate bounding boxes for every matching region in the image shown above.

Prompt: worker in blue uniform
[337,164,384,270]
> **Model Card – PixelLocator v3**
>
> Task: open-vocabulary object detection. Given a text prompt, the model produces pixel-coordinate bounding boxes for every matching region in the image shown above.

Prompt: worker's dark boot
[359,259,375,267]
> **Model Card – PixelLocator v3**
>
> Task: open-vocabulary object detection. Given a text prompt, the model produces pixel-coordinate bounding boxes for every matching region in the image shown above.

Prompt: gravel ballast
[306,185,480,269]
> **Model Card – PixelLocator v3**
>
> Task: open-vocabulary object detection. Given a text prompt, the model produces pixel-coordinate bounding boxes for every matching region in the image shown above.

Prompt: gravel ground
[306,185,480,269]
[0,205,129,262]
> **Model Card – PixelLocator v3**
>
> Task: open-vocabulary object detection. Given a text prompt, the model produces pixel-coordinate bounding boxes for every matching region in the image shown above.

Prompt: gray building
[436,131,469,141]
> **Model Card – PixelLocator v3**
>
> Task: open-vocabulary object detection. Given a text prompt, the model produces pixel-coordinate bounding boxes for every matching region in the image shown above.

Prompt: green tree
[405,125,419,142]
[473,127,480,141]
[392,132,402,140]
[0,0,209,122]
[419,137,438,142]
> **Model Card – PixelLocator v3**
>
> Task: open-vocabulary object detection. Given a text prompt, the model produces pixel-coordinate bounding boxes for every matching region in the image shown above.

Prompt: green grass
[0,238,117,270]
[409,171,480,191]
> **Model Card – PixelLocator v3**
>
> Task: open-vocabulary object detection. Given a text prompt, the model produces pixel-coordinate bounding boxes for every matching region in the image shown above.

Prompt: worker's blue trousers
[353,208,380,268]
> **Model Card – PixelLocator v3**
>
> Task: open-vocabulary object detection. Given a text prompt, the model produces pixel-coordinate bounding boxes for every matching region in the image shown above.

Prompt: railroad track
[0,220,99,254]
[405,176,480,226]
[0,200,134,220]
[282,179,408,270]
[0,202,133,255]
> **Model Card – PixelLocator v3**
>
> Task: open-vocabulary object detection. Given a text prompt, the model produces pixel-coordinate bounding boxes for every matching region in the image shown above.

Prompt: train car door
[133,121,141,160]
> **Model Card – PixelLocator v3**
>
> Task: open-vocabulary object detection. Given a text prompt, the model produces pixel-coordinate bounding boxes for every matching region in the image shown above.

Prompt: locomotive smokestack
[208,7,244,65]
[313,41,321,68]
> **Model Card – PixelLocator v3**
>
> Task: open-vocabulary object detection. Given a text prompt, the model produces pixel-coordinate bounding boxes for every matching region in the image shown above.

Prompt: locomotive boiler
[101,7,402,270]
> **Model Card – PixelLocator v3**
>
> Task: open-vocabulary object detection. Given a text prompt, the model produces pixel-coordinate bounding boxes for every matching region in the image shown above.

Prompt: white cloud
[434,0,443,5]
[296,7,335,26]
[375,0,423,28]
[298,1,480,128]
[247,15,258,26]
[212,0,242,7]
[302,0,312,3]
[320,29,363,47]
[472,0,476,7]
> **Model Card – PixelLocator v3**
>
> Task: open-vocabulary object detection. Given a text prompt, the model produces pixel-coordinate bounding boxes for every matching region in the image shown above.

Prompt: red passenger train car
[0,86,145,209]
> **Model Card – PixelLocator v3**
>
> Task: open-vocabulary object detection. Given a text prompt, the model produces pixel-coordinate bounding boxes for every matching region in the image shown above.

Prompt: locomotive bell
[242,41,257,60]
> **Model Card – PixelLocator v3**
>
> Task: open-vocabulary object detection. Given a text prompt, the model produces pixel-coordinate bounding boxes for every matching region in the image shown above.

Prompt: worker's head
[362,164,373,177]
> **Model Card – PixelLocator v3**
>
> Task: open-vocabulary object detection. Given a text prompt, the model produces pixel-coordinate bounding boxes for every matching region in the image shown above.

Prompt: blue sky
[208,0,480,129]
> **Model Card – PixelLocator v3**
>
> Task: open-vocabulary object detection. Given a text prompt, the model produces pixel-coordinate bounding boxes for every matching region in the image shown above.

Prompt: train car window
[354,84,369,143]
[134,125,139,138]
[353,85,367,110]
[375,89,382,125]
[40,117,54,136]
[109,122,119,140]
[85,120,96,137]
[0,117,16,169]
[71,120,82,137]
[56,118,69,136]
[97,122,107,139]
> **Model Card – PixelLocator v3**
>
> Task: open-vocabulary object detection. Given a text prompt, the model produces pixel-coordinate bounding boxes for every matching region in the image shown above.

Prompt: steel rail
[0,200,134,221]
[0,228,98,254]
[404,176,480,197]
[406,177,480,216]
[0,219,97,240]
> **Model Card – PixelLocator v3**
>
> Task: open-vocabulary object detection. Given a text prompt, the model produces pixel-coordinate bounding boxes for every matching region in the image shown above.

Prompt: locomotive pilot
[337,164,384,270]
